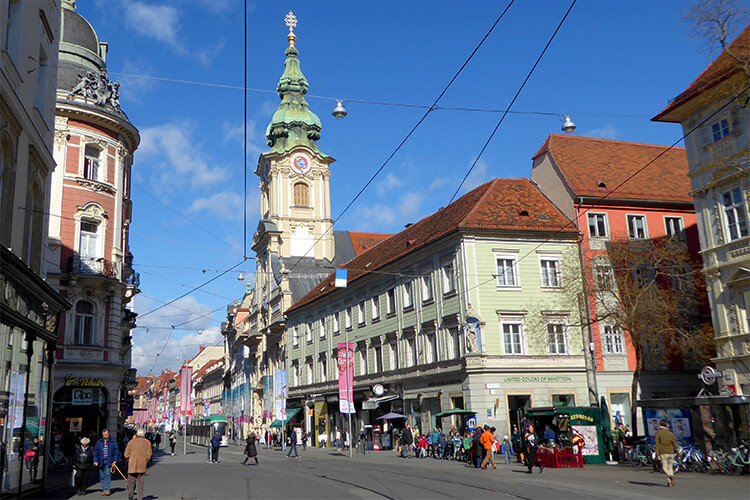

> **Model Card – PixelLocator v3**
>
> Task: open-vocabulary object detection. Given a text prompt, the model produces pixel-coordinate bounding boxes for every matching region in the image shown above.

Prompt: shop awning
[433,409,477,418]
[269,408,303,428]
[526,407,556,417]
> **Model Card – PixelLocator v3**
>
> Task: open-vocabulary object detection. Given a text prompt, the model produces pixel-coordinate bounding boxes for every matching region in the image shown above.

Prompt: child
[501,435,513,464]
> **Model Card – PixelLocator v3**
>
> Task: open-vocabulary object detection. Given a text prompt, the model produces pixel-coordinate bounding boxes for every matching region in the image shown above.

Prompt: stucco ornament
[68,70,121,110]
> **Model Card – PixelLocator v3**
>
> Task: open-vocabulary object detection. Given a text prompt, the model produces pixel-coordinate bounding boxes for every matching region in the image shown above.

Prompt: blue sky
[78,0,730,375]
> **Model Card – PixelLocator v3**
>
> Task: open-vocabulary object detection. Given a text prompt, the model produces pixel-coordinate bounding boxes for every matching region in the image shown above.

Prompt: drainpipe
[575,198,599,406]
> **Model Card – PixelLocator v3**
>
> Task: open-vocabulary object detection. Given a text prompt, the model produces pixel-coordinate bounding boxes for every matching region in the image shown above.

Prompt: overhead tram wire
[285,0,517,277]
[243,0,248,258]
[108,72,650,119]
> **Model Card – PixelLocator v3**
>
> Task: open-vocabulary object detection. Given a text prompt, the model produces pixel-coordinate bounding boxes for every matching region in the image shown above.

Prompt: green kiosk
[523,405,608,465]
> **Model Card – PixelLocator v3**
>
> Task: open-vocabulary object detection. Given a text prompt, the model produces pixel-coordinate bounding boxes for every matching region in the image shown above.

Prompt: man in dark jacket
[93,429,119,496]
[286,429,299,458]
[73,437,93,496]
[472,426,484,468]
[210,432,222,463]
[401,423,414,459]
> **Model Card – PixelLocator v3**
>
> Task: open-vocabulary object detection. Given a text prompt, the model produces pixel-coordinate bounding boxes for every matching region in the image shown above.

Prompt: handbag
[24,449,36,460]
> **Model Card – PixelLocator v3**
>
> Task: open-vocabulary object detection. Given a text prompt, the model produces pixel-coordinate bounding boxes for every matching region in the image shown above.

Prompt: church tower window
[293,182,310,207]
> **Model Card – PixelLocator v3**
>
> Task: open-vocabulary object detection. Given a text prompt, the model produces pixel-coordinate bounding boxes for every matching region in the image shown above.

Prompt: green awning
[434,409,477,418]
[269,408,303,428]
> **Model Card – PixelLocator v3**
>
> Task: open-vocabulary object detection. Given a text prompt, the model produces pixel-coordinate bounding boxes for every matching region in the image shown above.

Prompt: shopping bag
[71,469,77,487]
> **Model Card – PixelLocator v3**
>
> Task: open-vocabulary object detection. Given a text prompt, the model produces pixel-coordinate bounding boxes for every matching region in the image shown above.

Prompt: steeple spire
[265,12,328,158]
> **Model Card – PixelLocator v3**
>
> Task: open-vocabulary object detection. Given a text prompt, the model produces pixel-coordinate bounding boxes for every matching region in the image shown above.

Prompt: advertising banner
[337,342,355,414]
[274,369,287,421]
[179,366,193,416]
[163,386,169,419]
[262,375,273,419]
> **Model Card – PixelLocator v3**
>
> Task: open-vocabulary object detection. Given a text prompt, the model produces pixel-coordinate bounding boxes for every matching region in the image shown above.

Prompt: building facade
[44,1,140,442]
[0,0,70,496]
[531,134,713,427]
[653,26,750,396]
[286,178,587,443]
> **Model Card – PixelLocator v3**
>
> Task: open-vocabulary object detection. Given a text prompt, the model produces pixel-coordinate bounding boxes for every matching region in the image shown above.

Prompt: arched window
[293,182,309,207]
[75,300,95,345]
[84,145,101,181]
[0,139,14,246]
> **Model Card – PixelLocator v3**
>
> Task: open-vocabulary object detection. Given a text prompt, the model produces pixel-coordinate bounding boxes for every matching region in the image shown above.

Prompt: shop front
[51,379,109,456]
[0,246,69,497]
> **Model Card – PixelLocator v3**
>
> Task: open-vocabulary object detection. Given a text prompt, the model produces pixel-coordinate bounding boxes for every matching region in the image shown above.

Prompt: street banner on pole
[179,366,193,416]
[163,386,169,419]
[274,369,287,421]
[262,375,273,419]
[337,342,355,413]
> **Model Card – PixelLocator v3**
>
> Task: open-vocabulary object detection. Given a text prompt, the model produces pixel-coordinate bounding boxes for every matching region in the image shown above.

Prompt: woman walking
[73,437,93,496]
[524,425,543,474]
[242,433,259,465]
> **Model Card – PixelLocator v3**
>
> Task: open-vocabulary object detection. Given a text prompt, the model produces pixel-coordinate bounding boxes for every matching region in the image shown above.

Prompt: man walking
[655,420,678,487]
[124,429,152,500]
[401,423,414,459]
[93,429,119,496]
[286,429,299,458]
[210,432,222,463]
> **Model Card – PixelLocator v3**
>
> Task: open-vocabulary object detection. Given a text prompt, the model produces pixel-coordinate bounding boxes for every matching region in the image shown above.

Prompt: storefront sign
[502,376,572,383]
[65,376,104,387]
[70,418,82,432]
[72,388,94,406]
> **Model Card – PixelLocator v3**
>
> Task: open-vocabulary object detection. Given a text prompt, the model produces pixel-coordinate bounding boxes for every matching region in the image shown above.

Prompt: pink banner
[180,366,193,416]
[337,342,354,414]
[163,386,169,419]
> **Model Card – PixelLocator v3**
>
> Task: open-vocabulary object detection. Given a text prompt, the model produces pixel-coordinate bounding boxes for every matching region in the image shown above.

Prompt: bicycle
[722,441,749,476]
[676,443,706,473]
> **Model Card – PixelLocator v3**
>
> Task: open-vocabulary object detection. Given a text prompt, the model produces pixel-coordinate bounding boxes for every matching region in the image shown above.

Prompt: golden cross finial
[284,11,298,48]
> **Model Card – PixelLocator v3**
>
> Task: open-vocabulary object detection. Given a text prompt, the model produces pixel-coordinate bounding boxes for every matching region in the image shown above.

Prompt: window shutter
[695,125,710,149]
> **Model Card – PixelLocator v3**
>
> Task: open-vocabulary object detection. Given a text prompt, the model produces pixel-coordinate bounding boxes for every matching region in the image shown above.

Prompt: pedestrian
[543,425,556,445]
[168,432,176,456]
[511,425,522,463]
[401,423,414,459]
[210,432,222,463]
[472,426,484,468]
[501,435,514,464]
[358,429,367,456]
[154,432,161,450]
[655,420,678,487]
[124,429,152,500]
[286,429,299,458]
[92,429,119,496]
[242,433,259,465]
[480,426,496,469]
[335,427,342,451]
[73,437,93,496]
[524,425,543,474]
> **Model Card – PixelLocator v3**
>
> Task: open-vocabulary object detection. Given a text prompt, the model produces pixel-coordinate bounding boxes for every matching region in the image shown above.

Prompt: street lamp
[561,115,576,134]
[332,100,347,119]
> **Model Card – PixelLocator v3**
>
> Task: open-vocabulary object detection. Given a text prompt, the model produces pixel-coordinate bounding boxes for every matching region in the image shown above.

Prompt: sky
[75,0,738,376]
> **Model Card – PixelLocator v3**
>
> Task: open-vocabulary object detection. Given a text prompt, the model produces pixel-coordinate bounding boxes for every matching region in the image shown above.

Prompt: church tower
[252,12,334,265]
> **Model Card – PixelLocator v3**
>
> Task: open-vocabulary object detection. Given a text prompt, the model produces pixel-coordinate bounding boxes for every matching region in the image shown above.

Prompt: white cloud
[123,2,181,49]
[399,192,424,218]
[376,173,405,197]
[117,60,157,103]
[460,159,490,193]
[138,121,229,191]
[131,295,222,375]
[222,120,264,157]
[195,38,226,66]
[187,190,243,220]
[351,191,424,231]
[585,125,619,140]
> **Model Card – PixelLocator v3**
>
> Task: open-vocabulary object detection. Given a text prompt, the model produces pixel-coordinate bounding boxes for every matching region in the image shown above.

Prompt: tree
[593,237,714,433]
[684,0,750,77]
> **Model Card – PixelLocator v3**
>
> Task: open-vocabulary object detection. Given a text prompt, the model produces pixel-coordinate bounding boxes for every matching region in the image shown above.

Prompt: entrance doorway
[51,386,108,457]
[507,395,531,433]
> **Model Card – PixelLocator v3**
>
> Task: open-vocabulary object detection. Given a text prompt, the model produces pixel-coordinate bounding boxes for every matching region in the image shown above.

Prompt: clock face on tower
[290,152,312,175]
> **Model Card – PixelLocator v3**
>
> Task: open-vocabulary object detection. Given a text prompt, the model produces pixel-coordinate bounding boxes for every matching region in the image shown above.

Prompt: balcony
[68,255,118,279]
[125,270,140,288]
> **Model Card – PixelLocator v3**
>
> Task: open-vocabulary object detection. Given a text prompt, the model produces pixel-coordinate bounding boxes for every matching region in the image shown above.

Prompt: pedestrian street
[35,437,749,500]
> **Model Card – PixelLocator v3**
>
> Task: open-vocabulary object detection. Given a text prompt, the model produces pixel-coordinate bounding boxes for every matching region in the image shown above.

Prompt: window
[386,289,395,314]
[665,217,685,240]
[34,45,50,119]
[357,345,368,376]
[84,145,101,181]
[594,264,613,290]
[448,327,461,359]
[496,258,518,287]
[374,343,383,372]
[421,270,433,302]
[5,0,22,65]
[389,340,399,370]
[627,215,647,240]
[79,220,100,260]
[425,331,438,364]
[319,317,326,338]
[292,325,299,347]
[371,295,380,320]
[442,261,456,293]
[306,321,312,343]
[403,281,414,309]
[588,213,608,238]
[722,187,749,241]
[540,259,561,288]
[602,325,624,354]
[345,307,352,329]
[306,359,313,384]
[633,266,651,289]
[671,266,692,292]
[407,337,417,366]
[293,182,309,206]
[711,118,730,142]
[358,300,366,325]
[320,356,327,382]
[333,311,340,333]
[502,322,523,355]
[292,363,299,386]
[75,301,95,345]
[547,323,567,354]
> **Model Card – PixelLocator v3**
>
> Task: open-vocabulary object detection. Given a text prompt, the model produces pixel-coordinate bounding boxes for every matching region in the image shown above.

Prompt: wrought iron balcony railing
[68,255,118,279]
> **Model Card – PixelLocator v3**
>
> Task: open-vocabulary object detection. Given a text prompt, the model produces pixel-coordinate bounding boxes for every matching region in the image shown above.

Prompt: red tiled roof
[348,231,392,256]
[653,25,750,122]
[533,134,691,202]
[287,178,576,313]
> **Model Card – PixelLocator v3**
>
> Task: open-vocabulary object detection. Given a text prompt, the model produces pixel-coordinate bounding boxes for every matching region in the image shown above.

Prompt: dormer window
[84,145,102,181]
